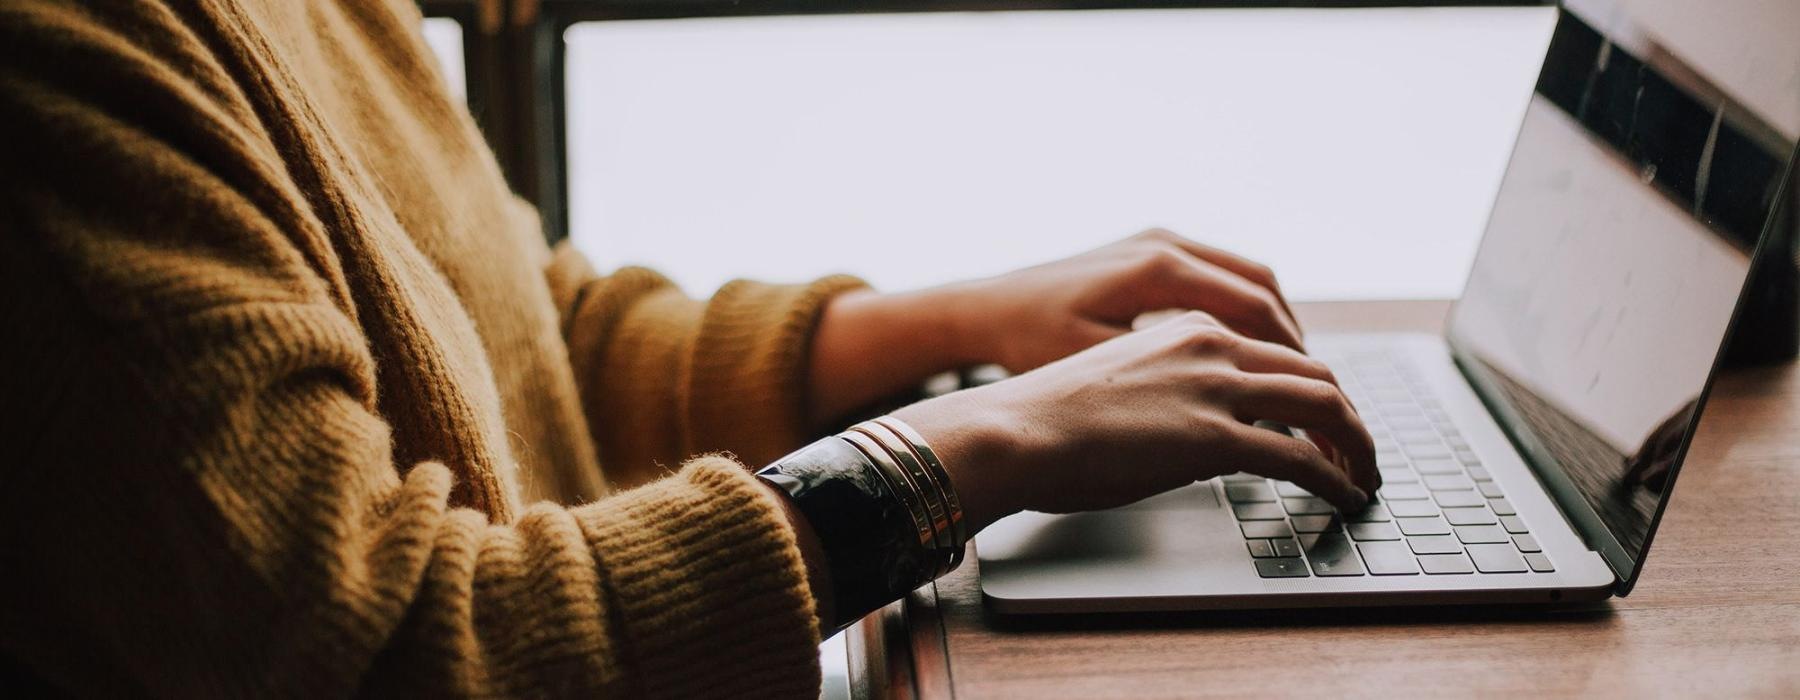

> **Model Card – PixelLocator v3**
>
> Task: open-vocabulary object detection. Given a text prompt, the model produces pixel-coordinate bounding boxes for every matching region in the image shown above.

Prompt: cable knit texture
[0,0,866,696]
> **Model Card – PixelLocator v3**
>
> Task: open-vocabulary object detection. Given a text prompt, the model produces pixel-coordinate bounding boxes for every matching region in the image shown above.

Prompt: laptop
[977,0,1800,613]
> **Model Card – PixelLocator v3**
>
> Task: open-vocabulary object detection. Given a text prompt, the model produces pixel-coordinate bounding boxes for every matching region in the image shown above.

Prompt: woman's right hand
[892,311,1380,534]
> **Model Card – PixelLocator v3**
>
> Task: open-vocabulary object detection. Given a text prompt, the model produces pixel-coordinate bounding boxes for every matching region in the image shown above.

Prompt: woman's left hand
[810,228,1304,423]
[938,228,1303,374]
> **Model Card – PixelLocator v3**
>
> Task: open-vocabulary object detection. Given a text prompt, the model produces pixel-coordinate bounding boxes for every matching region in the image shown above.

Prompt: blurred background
[419,1,1556,303]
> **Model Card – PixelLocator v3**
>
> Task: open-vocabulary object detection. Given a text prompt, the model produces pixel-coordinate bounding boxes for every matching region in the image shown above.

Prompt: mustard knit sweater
[0,1,867,696]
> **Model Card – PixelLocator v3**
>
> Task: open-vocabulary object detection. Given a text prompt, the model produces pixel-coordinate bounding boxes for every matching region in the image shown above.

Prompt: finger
[1224,341,1370,482]
[1133,307,1208,332]
[1139,229,1300,331]
[1216,421,1368,511]
[1220,335,1342,388]
[1137,254,1305,352]
[1227,374,1380,494]
[1074,318,1129,348]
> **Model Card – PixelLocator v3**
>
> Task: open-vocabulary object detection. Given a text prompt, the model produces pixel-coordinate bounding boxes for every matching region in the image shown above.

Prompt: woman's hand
[892,311,1378,534]
[808,229,1304,426]
[946,228,1303,373]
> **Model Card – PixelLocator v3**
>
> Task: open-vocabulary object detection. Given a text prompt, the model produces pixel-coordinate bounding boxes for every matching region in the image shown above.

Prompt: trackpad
[979,482,1221,564]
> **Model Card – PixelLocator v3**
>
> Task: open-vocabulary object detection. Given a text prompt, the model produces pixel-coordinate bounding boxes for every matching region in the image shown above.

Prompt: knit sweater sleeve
[0,3,820,697]
[545,244,868,487]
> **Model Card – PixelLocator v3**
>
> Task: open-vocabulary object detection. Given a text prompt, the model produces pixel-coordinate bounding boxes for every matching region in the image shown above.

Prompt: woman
[0,0,1377,696]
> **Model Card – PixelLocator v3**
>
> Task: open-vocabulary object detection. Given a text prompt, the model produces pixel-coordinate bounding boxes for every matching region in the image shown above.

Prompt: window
[560,7,1553,299]
[421,17,468,103]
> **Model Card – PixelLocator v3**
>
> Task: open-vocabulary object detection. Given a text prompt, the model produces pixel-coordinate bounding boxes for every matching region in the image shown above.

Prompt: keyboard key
[1513,534,1542,553]
[1305,534,1366,576]
[1455,525,1512,544]
[1434,491,1485,508]
[1290,515,1338,533]
[1524,553,1555,572]
[1358,541,1421,575]
[1467,543,1528,573]
[1382,405,1425,420]
[1387,500,1441,518]
[1387,416,1431,430]
[1407,535,1464,555]
[1413,458,1461,475]
[1405,444,1452,460]
[1247,539,1275,558]
[1395,429,1438,445]
[1443,507,1497,526]
[1424,474,1474,491]
[1500,516,1529,534]
[1255,557,1311,578]
[1283,497,1334,515]
[1379,484,1430,500]
[1346,504,1392,523]
[1222,472,1264,482]
[1456,450,1482,465]
[1378,467,1417,484]
[1397,517,1453,536]
[1372,389,1413,404]
[1419,553,1476,574]
[1488,497,1517,516]
[1272,538,1302,558]
[1241,521,1295,539]
[1233,503,1287,520]
[1226,482,1276,503]
[1468,467,1493,481]
[1348,522,1401,541]
[1478,481,1506,498]
[1274,482,1313,498]
[1377,452,1408,469]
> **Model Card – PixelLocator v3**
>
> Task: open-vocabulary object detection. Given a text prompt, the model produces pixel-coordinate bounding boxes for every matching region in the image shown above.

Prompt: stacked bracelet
[755,416,967,630]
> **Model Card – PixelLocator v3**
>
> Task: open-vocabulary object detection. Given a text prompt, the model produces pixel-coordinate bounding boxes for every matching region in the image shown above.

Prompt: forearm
[807,286,985,427]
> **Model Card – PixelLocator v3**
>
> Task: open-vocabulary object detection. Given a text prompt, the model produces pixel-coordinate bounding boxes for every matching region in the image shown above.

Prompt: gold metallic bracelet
[851,422,956,577]
[838,429,937,552]
[872,416,967,572]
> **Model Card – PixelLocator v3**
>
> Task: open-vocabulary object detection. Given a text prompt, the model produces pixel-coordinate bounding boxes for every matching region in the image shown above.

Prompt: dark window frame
[418,1,507,161]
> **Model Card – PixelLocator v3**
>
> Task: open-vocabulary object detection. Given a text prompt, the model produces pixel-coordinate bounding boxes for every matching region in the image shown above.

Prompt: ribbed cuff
[572,456,821,699]
[686,275,870,466]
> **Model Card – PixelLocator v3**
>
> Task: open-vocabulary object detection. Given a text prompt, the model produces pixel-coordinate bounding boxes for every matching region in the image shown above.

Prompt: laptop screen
[1445,0,1798,591]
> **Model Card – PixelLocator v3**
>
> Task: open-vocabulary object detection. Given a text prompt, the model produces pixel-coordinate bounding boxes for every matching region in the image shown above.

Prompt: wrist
[855,283,991,370]
[810,286,990,426]
[756,476,834,631]
[891,387,1028,534]
[913,280,998,370]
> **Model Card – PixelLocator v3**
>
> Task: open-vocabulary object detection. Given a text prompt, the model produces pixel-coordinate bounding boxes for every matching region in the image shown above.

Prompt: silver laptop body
[978,0,1800,613]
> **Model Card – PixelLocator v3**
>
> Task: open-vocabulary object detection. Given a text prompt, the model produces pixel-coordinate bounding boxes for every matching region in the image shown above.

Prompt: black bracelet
[757,436,931,631]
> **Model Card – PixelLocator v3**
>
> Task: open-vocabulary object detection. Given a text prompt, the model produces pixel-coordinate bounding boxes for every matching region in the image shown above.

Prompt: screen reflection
[1447,1,1796,567]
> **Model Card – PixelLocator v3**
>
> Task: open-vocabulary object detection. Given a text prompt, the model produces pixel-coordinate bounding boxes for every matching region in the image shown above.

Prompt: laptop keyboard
[1226,348,1555,578]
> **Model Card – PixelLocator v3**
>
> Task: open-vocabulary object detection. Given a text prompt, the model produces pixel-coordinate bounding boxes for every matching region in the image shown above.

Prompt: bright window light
[565,8,1555,300]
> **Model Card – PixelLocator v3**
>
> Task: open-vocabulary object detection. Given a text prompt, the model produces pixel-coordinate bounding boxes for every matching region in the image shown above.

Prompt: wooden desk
[845,300,1800,698]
